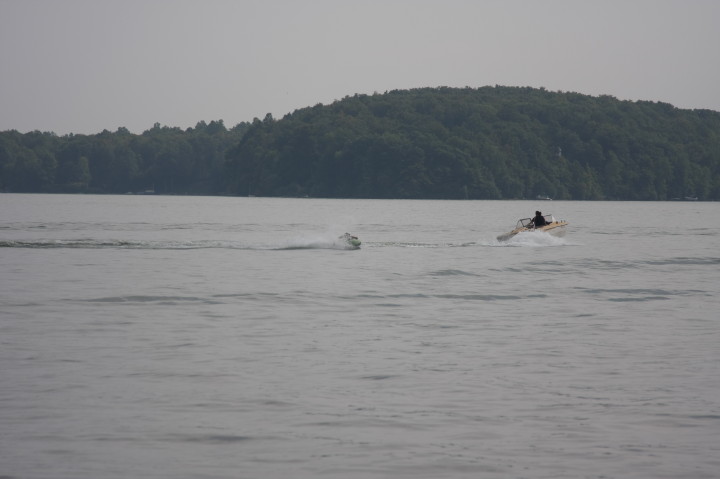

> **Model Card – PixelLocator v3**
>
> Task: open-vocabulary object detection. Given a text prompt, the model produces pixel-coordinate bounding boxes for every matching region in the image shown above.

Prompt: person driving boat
[531,211,547,228]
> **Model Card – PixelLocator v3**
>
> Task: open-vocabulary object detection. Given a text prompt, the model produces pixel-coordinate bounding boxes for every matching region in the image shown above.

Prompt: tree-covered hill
[2,86,719,200]
[227,86,720,200]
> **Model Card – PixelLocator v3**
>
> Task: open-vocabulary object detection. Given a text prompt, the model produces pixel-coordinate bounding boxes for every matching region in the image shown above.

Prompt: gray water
[1,194,719,479]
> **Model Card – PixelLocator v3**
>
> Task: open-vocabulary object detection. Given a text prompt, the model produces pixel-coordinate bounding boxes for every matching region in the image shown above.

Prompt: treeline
[0,120,249,195]
[227,86,720,200]
[3,86,720,200]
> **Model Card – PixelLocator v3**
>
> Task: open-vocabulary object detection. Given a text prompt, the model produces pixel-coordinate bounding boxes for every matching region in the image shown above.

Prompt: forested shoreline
[0,120,249,195]
[3,86,720,200]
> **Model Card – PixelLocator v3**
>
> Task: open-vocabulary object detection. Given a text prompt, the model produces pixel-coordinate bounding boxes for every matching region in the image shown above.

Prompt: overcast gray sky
[1,0,719,135]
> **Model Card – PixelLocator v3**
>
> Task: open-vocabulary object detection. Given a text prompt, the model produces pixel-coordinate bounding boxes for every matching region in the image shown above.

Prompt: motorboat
[339,233,361,249]
[497,214,568,242]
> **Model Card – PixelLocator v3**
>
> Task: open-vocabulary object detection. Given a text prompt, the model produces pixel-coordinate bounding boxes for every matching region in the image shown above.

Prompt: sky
[1,0,719,135]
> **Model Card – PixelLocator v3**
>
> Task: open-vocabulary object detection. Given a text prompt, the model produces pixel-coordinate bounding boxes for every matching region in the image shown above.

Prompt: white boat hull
[497,219,568,242]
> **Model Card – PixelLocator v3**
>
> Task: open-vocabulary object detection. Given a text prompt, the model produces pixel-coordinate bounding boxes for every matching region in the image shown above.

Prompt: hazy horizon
[2,0,719,135]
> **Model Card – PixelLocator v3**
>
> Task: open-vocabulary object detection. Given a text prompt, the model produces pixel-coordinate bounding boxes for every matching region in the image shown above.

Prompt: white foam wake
[505,230,568,247]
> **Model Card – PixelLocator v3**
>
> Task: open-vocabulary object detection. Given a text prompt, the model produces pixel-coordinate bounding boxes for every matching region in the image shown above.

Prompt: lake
[1,194,719,479]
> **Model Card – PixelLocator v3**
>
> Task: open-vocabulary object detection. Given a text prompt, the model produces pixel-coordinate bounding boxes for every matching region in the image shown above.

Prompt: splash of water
[504,230,568,247]
[475,230,570,247]
[277,234,358,250]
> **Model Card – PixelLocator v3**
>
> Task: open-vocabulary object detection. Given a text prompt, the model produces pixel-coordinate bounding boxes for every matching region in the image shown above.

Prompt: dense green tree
[0,120,248,194]
[2,87,719,200]
[225,87,720,200]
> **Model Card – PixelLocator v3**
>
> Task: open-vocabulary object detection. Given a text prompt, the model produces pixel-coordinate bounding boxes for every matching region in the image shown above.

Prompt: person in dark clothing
[531,211,547,228]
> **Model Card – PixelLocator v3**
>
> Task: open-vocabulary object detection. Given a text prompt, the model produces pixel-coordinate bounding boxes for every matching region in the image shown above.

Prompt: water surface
[1,194,719,478]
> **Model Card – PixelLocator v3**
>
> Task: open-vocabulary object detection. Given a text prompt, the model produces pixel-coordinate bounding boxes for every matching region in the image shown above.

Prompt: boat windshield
[517,215,554,228]
[517,218,533,228]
